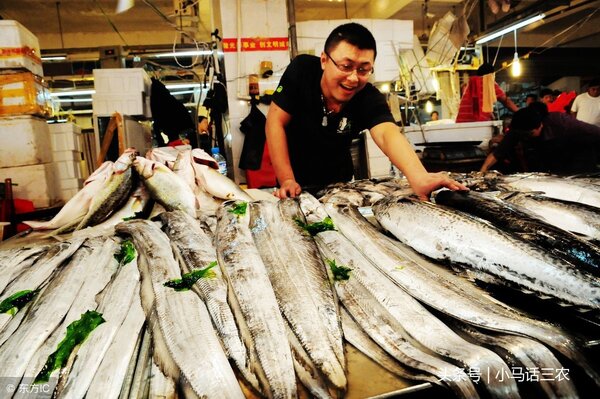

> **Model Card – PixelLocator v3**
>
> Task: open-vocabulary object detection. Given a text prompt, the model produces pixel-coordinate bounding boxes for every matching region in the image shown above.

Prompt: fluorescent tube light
[476,14,545,45]
[41,55,67,61]
[54,98,93,103]
[165,83,202,90]
[50,89,96,97]
[152,50,212,58]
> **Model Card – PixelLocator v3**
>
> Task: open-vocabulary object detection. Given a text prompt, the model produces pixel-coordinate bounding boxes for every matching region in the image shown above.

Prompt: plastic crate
[0,20,43,76]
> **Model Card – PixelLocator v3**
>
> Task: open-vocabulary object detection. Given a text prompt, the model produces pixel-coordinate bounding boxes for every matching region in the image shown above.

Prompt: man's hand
[410,172,468,201]
[273,179,302,198]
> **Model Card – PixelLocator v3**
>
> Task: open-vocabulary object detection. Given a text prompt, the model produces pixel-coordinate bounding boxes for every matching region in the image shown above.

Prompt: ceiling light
[425,100,433,113]
[54,98,93,103]
[475,13,545,45]
[50,89,96,97]
[151,50,212,58]
[511,53,521,77]
[165,83,202,90]
[41,55,67,61]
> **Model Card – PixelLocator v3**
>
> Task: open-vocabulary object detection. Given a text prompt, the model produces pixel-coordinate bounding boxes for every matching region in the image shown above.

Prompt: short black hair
[528,101,548,118]
[526,94,537,101]
[198,115,207,123]
[540,88,554,97]
[324,23,377,59]
[430,111,439,116]
[476,63,494,76]
[511,107,543,131]
[588,78,600,88]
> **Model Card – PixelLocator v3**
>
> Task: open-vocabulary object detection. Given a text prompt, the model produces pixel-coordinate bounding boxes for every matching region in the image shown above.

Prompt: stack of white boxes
[92,68,151,117]
[49,123,84,202]
[0,20,59,208]
[0,116,58,208]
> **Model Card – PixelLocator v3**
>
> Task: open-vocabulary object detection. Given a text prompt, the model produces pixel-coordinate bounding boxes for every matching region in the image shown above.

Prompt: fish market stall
[0,145,599,398]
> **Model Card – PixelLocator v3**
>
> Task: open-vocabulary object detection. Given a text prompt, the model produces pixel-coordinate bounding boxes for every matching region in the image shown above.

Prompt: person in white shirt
[571,79,600,127]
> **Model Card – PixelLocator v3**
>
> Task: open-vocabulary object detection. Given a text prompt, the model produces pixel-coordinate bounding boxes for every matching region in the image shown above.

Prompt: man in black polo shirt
[266,22,466,199]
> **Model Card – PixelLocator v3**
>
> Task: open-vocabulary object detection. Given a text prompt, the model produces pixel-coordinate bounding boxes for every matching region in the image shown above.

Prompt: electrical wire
[91,0,130,48]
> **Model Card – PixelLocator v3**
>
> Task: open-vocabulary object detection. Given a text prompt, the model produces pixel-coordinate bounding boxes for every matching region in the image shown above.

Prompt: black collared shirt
[272,54,394,189]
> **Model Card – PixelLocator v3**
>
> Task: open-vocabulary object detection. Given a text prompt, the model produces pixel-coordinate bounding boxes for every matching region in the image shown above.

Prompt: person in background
[430,110,439,121]
[455,63,518,123]
[571,79,600,127]
[480,103,600,174]
[197,115,212,153]
[265,22,467,199]
[525,94,538,106]
[540,88,555,105]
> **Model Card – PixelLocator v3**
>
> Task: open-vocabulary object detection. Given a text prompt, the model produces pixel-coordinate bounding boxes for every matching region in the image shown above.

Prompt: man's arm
[480,153,498,172]
[499,95,519,112]
[265,102,301,198]
[369,122,467,200]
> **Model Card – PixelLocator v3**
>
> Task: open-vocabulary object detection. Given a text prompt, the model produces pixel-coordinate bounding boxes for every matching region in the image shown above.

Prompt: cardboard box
[0,72,51,117]
[0,20,43,76]
[0,163,58,208]
[0,115,52,168]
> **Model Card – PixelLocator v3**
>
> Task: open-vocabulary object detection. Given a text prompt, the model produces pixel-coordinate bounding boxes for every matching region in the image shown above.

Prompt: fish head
[114,149,138,174]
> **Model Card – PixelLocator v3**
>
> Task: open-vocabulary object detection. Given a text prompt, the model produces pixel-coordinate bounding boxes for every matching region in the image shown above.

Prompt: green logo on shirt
[276,85,283,93]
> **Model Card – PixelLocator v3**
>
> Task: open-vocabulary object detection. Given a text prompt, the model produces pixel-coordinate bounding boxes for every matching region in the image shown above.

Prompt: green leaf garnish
[228,202,248,216]
[164,261,218,291]
[327,259,352,281]
[0,289,39,315]
[122,211,145,221]
[114,239,136,266]
[35,310,105,383]
[295,217,335,236]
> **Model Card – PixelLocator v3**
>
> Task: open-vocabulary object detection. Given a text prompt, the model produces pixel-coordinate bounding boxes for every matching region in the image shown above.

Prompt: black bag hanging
[150,78,195,145]
[239,103,267,170]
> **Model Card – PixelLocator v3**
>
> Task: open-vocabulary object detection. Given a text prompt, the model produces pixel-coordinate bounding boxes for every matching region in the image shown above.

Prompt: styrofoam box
[403,120,503,152]
[55,160,82,180]
[0,20,43,77]
[58,187,79,202]
[57,178,84,190]
[93,68,151,95]
[92,92,150,117]
[0,115,51,168]
[0,163,58,208]
[368,156,392,178]
[52,150,82,162]
[48,123,82,152]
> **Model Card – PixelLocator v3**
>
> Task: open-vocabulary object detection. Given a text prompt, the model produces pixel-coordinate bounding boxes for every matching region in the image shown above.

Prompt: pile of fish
[23,146,253,236]
[0,169,599,398]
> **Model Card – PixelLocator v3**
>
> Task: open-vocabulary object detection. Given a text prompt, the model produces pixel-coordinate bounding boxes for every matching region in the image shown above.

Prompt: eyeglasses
[325,51,374,77]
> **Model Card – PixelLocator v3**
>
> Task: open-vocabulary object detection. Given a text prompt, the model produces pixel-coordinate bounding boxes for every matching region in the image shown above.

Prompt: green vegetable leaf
[327,259,352,281]
[0,289,39,315]
[35,310,105,384]
[122,211,145,221]
[295,217,335,236]
[164,261,218,291]
[114,239,136,266]
[228,202,248,216]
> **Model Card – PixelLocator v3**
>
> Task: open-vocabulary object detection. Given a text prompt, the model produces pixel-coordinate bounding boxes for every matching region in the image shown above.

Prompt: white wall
[218,0,290,183]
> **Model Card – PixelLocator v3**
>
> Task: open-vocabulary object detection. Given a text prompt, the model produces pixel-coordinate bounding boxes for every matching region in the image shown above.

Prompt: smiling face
[320,41,375,107]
